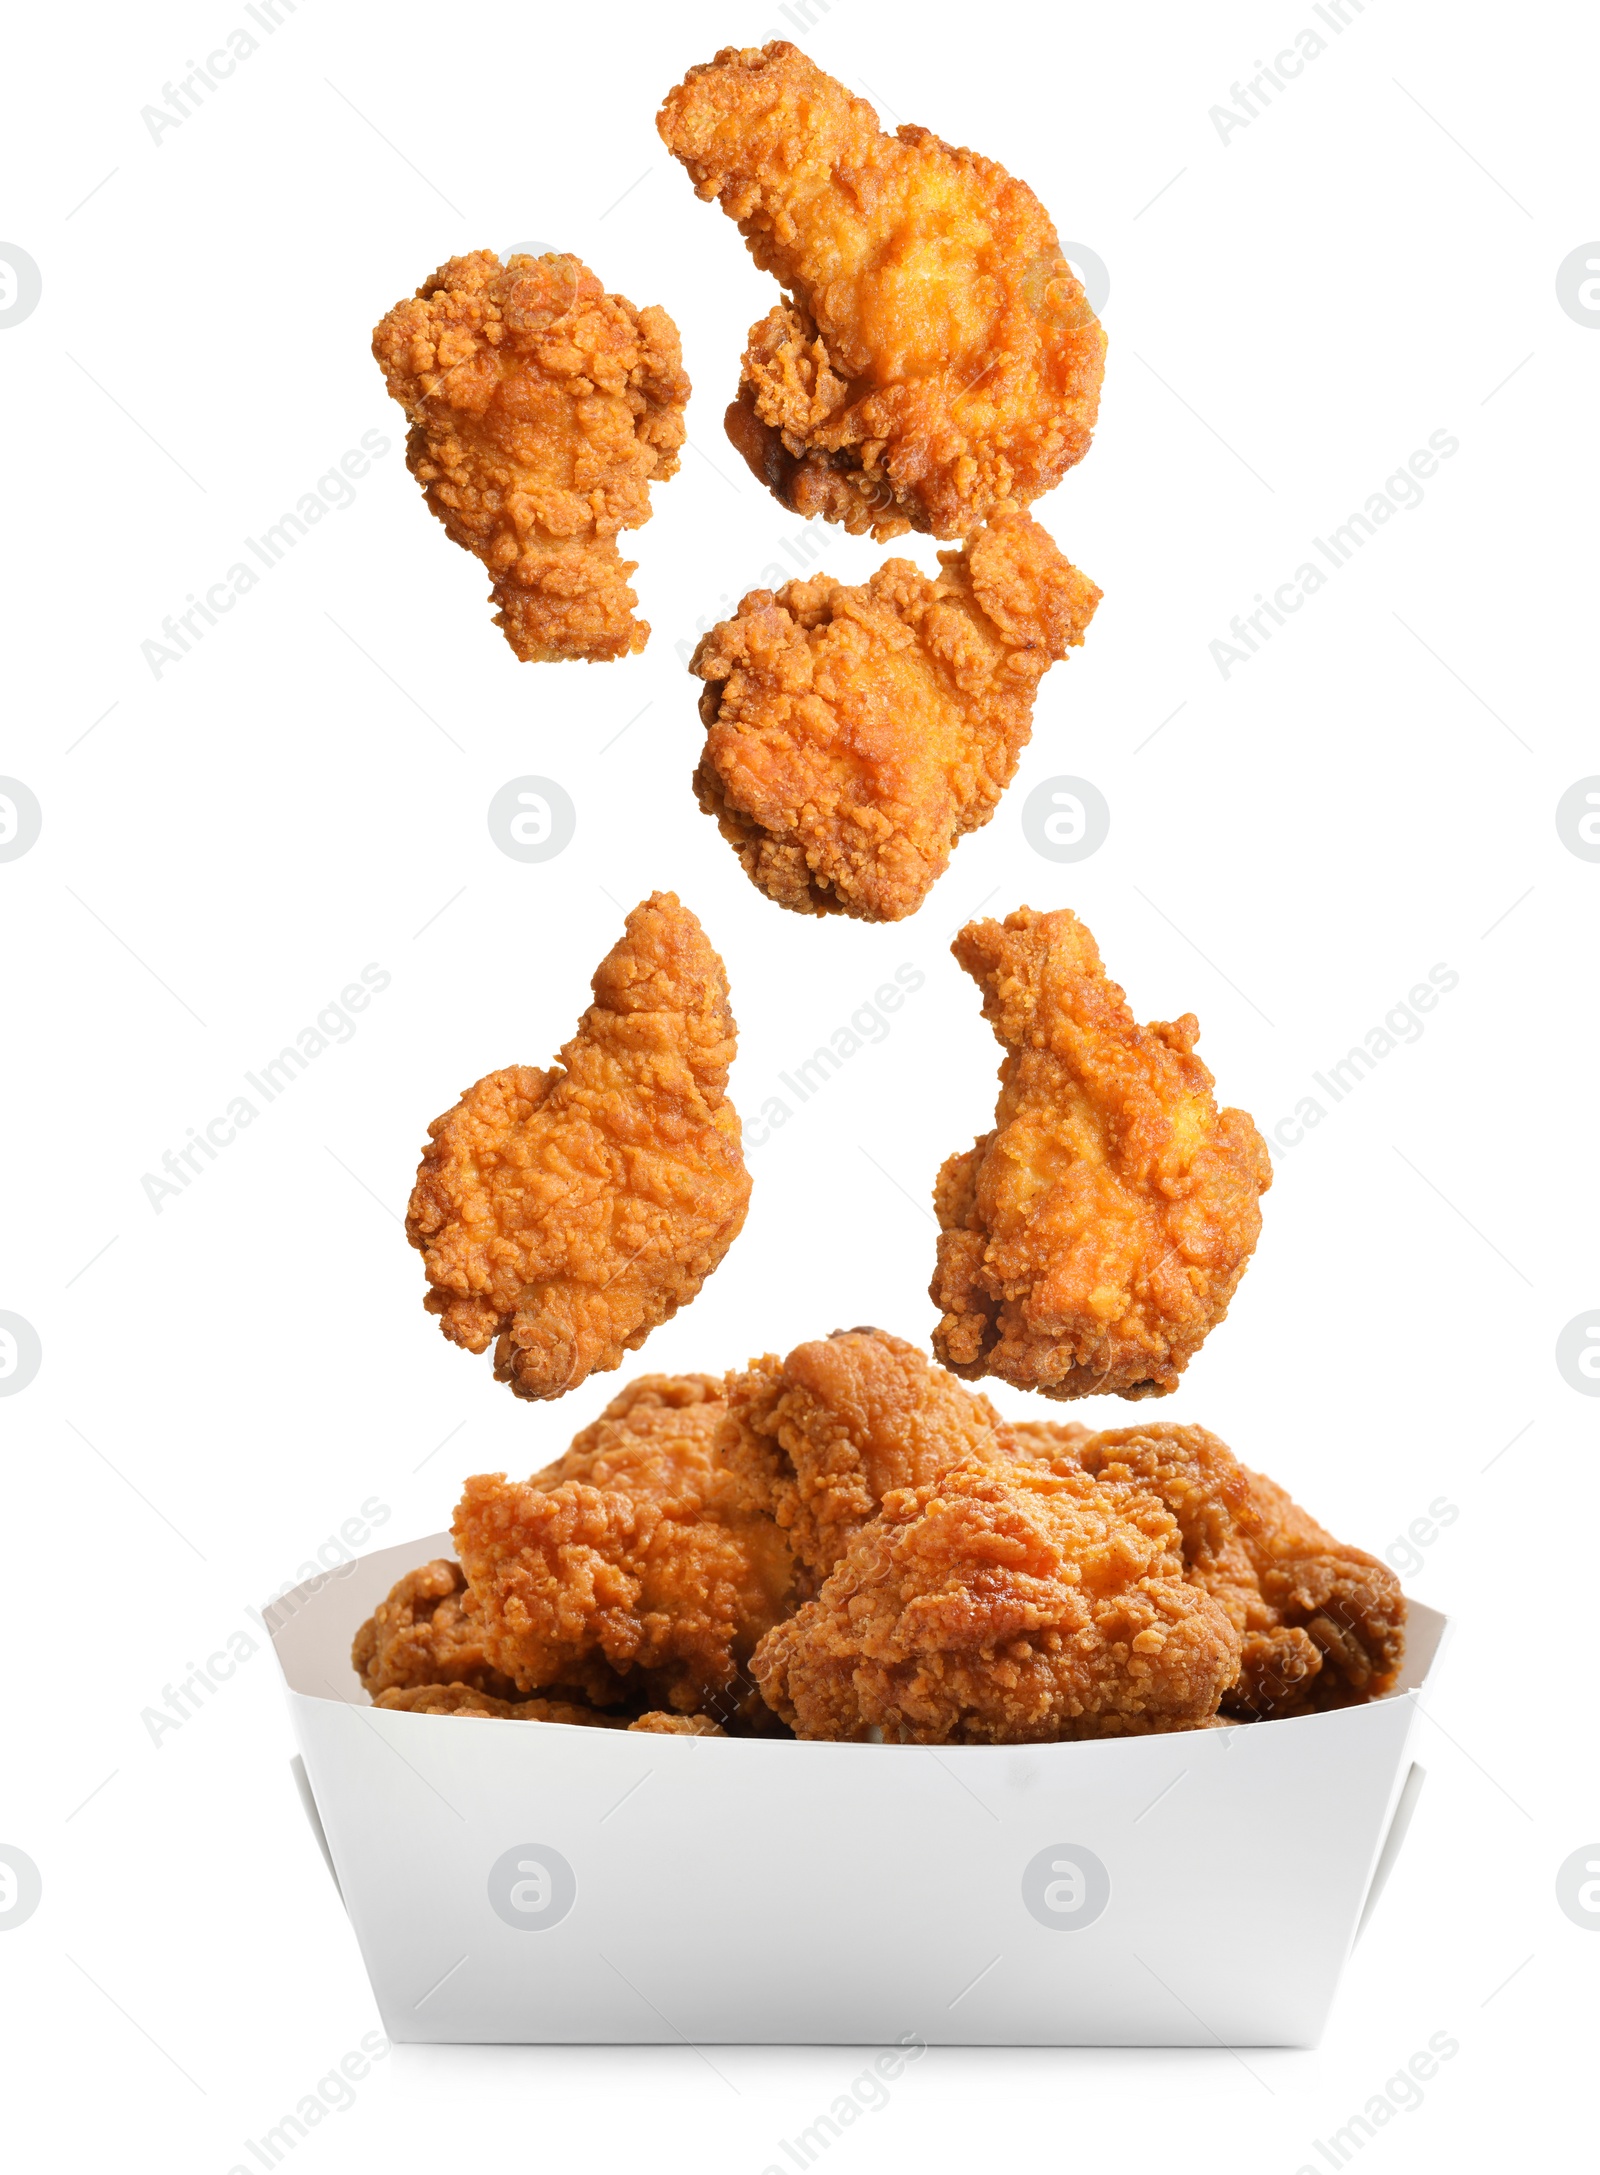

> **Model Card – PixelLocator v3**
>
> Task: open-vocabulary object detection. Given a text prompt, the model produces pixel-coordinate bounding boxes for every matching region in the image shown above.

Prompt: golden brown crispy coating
[628,1711,728,1736]
[720,1329,1004,1595]
[373,1683,625,1724]
[407,893,752,1402]
[351,1560,522,1701]
[998,1418,1094,1474]
[1077,1425,1406,1718]
[453,1373,798,1714]
[659,44,1105,540]
[753,1450,1240,1743]
[1234,1467,1407,1716]
[372,249,689,662]
[931,908,1272,1400]
[689,513,1100,921]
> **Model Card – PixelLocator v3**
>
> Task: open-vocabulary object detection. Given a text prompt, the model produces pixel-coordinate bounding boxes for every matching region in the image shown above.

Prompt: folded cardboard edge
[289,1752,343,1904]
[1353,1761,1426,1946]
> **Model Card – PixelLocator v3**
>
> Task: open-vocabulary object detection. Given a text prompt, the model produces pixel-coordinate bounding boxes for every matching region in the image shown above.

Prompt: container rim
[266,1527,1450,1736]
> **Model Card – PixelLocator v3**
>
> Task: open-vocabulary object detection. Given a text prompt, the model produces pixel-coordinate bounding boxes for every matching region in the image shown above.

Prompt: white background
[2,0,1595,2166]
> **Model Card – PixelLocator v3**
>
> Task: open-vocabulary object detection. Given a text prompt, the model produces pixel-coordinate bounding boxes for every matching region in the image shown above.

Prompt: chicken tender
[931,908,1272,1399]
[659,44,1105,539]
[721,1328,1004,1594]
[453,1373,798,1716]
[1077,1425,1407,1718]
[407,893,752,1402]
[752,1450,1241,1743]
[351,1559,521,1701]
[690,512,1100,920]
[372,249,689,661]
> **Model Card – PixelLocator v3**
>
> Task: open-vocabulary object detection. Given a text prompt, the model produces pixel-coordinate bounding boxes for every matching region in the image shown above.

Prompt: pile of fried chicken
[355,1330,1404,1746]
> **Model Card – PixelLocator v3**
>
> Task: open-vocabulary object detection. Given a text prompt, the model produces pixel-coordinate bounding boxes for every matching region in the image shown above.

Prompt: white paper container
[269,1531,1447,2048]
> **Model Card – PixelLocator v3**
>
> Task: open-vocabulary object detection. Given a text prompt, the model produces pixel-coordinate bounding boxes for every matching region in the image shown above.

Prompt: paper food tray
[269,1532,1446,2047]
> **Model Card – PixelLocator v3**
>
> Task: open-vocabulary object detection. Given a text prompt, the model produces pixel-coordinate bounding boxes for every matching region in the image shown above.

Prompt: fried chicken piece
[931,908,1272,1399]
[407,893,752,1402]
[351,1559,522,1701]
[628,1711,728,1736]
[1077,1425,1407,1718]
[659,44,1105,540]
[373,1683,626,1724]
[689,513,1100,921]
[720,1328,1005,1595]
[453,1372,798,1716]
[372,249,689,662]
[753,1449,1240,1743]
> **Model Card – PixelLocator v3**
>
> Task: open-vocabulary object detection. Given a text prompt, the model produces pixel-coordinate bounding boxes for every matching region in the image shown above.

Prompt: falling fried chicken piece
[689,512,1100,920]
[659,43,1105,539]
[930,907,1272,1399]
[1077,1425,1406,1718]
[407,893,752,1402]
[752,1448,1241,1743]
[372,249,689,661]
[453,1373,798,1718]
[720,1328,1005,1595]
